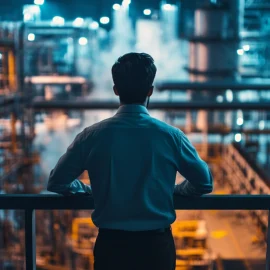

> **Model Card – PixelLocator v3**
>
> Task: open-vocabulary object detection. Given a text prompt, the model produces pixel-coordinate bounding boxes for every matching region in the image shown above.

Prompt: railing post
[25,209,36,270]
[266,210,270,270]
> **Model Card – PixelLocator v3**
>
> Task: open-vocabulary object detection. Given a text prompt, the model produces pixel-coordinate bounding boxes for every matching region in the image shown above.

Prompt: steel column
[25,209,36,270]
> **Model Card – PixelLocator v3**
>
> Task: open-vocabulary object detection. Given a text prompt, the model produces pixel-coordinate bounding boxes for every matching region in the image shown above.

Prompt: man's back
[48,104,213,231]
[86,105,179,230]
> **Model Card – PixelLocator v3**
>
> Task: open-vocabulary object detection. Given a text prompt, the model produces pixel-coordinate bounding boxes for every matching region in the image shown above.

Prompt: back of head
[112,52,157,104]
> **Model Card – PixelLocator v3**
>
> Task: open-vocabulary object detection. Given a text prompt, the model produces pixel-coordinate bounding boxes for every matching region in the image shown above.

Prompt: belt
[99,226,171,234]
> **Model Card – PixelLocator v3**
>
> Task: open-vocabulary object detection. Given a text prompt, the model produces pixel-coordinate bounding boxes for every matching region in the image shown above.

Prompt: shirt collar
[116,104,150,115]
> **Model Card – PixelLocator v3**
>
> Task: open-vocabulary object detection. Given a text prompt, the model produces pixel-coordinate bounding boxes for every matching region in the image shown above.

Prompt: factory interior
[1,0,270,269]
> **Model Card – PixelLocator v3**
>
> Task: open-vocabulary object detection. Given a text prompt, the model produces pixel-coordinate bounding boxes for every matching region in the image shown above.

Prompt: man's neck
[120,102,147,107]
[120,98,149,108]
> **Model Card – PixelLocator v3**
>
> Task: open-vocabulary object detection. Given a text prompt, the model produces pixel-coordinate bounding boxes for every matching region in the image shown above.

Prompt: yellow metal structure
[172,220,212,269]
[176,248,206,257]
[0,46,17,93]
[71,217,95,244]
[172,220,207,239]
[71,218,96,270]
[7,49,16,91]
[172,220,200,230]
[11,113,17,153]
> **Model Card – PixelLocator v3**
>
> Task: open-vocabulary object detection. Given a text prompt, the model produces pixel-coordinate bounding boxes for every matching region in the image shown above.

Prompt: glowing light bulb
[28,33,35,41]
[78,37,88,46]
[237,49,244,55]
[235,133,242,142]
[113,4,121,10]
[100,17,110,24]
[73,17,84,27]
[143,9,151,15]
[34,0,44,5]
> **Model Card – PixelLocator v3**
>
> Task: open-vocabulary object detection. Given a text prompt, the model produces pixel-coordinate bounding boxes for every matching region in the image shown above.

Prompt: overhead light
[23,4,41,21]
[28,33,35,41]
[162,4,175,11]
[113,4,121,10]
[24,13,32,21]
[73,17,84,27]
[226,89,233,102]
[236,117,244,126]
[90,21,99,30]
[237,49,244,55]
[51,16,65,26]
[243,44,250,51]
[122,0,131,7]
[234,133,242,142]
[216,95,223,103]
[100,17,110,24]
[78,37,88,46]
[143,9,151,15]
[28,5,40,13]
[34,0,44,5]
[259,120,265,130]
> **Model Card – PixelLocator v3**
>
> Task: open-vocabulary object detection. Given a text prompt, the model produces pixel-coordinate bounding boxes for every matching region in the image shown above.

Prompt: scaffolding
[0,22,35,193]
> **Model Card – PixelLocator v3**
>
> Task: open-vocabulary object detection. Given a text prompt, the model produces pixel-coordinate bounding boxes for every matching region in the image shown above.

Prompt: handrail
[0,194,270,209]
[32,99,270,111]
[156,79,270,91]
[0,194,270,270]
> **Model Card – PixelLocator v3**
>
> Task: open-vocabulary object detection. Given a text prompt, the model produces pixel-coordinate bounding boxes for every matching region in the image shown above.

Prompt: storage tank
[188,1,245,79]
[194,7,229,39]
[189,41,238,74]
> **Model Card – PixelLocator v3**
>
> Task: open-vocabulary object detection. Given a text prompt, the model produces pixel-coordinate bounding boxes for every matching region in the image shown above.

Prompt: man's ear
[147,86,154,97]
[113,86,119,96]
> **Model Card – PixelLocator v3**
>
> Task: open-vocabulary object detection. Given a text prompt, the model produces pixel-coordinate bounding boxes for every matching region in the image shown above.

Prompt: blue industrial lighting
[162,4,174,11]
[23,5,41,22]
[28,33,35,41]
[234,133,242,142]
[216,95,223,103]
[143,9,151,15]
[225,89,233,102]
[100,17,110,25]
[237,49,244,55]
[51,16,65,26]
[90,21,99,30]
[243,45,250,51]
[25,5,40,13]
[73,17,84,27]
[122,0,131,7]
[113,4,121,10]
[78,37,88,46]
[34,0,44,5]
[259,120,265,130]
[236,118,244,126]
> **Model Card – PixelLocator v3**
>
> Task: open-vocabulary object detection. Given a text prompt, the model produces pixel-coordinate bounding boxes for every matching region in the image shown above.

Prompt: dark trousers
[93,227,176,270]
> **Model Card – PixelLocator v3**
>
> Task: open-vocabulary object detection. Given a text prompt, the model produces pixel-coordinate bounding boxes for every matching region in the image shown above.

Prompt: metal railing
[0,194,270,270]
[32,99,270,111]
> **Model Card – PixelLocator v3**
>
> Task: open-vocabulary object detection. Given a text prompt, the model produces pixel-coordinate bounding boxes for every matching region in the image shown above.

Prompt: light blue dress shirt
[47,104,213,231]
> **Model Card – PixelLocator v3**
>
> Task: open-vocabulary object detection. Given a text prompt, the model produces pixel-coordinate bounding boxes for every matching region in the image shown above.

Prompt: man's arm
[174,131,213,196]
[47,132,92,196]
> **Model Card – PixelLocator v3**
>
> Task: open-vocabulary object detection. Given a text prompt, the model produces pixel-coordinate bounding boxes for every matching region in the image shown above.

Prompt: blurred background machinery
[0,0,270,269]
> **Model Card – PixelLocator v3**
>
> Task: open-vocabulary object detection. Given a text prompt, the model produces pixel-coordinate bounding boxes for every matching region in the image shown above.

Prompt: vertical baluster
[25,209,36,270]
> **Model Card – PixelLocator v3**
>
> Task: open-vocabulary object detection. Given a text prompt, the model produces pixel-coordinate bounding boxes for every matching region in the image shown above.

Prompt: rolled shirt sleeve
[174,130,213,196]
[47,131,92,196]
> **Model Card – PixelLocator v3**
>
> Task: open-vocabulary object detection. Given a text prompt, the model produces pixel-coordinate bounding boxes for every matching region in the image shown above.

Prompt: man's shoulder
[149,117,182,137]
[83,117,115,134]
[80,115,184,139]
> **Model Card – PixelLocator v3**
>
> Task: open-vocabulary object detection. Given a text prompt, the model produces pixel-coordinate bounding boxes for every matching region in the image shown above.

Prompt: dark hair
[112,52,157,104]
